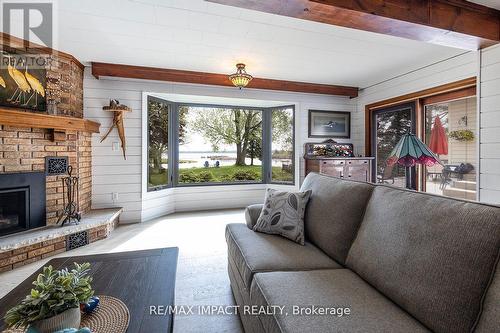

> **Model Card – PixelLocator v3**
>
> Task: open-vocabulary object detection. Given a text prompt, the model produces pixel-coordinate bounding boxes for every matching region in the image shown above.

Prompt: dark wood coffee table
[0,247,179,332]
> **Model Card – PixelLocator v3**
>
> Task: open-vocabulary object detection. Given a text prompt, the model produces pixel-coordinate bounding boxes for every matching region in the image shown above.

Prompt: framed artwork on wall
[0,53,47,111]
[308,110,351,138]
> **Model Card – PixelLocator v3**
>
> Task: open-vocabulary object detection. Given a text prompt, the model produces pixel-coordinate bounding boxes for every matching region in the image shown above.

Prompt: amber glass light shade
[229,63,253,89]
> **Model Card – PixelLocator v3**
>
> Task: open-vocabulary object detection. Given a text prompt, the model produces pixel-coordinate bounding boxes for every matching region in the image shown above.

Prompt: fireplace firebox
[0,172,46,237]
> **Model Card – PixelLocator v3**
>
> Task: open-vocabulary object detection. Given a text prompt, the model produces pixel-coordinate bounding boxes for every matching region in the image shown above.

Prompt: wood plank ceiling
[206,0,500,50]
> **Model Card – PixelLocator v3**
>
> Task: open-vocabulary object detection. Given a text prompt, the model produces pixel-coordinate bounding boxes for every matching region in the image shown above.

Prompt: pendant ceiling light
[229,63,253,89]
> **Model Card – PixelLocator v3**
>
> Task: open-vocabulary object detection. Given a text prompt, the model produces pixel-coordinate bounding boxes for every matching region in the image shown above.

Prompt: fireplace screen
[0,187,29,235]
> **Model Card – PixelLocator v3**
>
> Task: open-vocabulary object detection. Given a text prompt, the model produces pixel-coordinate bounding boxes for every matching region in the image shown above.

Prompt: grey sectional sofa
[226,173,500,333]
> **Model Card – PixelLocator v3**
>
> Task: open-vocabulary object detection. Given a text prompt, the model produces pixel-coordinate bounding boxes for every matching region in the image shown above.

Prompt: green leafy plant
[4,263,94,329]
[449,129,474,142]
[197,171,214,182]
[179,171,199,183]
[219,173,234,182]
[233,170,259,181]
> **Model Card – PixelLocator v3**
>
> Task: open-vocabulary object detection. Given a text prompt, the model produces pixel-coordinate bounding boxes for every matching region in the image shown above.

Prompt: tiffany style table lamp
[386,133,441,189]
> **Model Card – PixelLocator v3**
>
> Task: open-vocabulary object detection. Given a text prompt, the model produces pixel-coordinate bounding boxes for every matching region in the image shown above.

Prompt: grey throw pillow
[253,188,312,245]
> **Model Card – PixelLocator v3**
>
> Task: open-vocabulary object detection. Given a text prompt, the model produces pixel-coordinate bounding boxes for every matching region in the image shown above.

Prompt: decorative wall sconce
[100,99,131,159]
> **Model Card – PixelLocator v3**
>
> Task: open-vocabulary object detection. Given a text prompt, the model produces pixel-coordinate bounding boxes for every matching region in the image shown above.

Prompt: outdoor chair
[377,164,395,184]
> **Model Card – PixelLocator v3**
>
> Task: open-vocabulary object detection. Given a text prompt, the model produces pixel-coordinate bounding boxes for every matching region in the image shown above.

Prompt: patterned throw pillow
[253,188,312,245]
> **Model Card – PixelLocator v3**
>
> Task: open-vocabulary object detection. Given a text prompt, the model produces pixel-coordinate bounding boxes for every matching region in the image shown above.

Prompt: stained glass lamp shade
[386,133,441,189]
[387,133,441,168]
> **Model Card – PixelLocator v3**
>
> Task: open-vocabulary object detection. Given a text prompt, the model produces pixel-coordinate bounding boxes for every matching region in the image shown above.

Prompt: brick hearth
[0,208,122,273]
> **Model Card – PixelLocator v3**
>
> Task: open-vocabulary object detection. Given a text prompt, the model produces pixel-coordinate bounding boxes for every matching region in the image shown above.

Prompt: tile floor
[0,209,245,333]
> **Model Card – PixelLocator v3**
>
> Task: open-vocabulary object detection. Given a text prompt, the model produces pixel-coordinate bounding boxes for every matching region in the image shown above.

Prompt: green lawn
[149,169,168,188]
[148,165,292,187]
[181,165,263,183]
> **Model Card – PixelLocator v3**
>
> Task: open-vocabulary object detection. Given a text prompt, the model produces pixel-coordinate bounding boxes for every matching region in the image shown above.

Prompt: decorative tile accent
[66,231,88,250]
[45,156,68,175]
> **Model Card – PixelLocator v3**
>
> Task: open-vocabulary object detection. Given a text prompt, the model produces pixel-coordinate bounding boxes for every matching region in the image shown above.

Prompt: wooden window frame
[365,77,477,191]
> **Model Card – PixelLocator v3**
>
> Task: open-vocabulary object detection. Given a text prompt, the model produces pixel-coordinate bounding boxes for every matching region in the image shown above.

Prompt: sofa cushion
[300,173,374,264]
[250,269,430,333]
[346,186,500,333]
[254,188,312,245]
[225,223,340,290]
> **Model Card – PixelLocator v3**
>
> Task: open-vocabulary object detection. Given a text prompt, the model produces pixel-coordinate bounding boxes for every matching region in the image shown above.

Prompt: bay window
[146,96,294,191]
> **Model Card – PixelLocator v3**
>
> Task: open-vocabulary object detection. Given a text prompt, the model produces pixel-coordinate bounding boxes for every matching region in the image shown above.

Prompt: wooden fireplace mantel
[0,108,100,133]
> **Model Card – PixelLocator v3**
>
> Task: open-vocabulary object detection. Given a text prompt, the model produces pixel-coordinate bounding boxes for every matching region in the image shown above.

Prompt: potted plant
[4,263,94,333]
[449,129,474,142]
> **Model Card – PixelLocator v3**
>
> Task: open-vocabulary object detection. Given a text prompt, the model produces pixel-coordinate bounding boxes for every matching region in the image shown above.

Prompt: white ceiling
[468,1,500,10]
[46,0,472,88]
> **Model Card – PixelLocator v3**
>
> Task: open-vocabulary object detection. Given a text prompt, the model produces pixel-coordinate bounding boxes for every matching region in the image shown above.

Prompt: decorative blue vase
[81,296,100,314]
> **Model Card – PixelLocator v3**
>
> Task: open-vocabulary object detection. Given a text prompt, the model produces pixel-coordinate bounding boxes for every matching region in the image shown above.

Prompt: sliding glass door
[423,96,477,199]
[367,82,477,198]
[372,102,416,189]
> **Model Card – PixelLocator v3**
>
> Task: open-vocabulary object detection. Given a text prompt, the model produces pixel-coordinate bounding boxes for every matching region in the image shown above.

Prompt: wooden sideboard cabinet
[305,157,375,182]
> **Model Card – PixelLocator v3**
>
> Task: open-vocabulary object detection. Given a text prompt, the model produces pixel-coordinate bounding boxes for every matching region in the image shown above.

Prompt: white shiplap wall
[83,68,357,222]
[356,51,479,155]
[479,45,500,204]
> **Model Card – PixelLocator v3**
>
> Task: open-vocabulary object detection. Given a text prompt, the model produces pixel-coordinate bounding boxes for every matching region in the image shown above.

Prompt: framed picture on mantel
[308,110,350,138]
[0,53,47,111]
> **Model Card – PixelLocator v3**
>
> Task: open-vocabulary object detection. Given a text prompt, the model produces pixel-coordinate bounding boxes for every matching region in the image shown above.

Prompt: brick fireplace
[0,34,95,229]
[0,35,127,272]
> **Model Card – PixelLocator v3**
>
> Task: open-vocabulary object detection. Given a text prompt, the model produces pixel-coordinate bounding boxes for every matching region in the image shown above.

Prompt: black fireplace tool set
[56,165,81,226]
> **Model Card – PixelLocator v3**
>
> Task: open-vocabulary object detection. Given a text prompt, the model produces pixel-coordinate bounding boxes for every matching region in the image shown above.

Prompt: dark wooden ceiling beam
[91,62,359,97]
[206,0,500,50]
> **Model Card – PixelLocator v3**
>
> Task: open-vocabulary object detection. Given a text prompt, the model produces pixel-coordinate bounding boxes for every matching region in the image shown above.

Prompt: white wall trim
[141,92,149,200]
[478,44,500,204]
[476,51,482,201]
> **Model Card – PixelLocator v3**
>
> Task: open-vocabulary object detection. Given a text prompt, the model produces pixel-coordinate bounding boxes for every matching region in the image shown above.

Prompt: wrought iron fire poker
[57,165,81,226]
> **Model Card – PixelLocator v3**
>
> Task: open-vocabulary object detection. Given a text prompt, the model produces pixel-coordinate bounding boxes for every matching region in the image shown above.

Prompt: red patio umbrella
[429,116,448,156]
